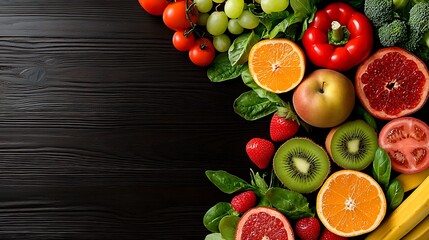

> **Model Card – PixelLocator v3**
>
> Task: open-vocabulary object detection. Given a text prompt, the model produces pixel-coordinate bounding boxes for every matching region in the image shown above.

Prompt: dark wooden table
[0,0,271,239]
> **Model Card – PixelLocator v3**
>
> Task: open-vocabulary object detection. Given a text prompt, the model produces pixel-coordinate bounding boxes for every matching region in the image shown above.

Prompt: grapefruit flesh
[235,207,294,240]
[355,47,429,120]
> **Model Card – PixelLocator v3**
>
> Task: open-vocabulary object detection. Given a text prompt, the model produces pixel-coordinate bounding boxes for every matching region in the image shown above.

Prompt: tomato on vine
[172,30,195,52]
[138,0,169,16]
[189,38,216,67]
[163,0,198,31]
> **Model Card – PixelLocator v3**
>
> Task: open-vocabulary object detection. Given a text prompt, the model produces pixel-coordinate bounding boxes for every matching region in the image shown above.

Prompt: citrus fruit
[355,47,429,120]
[248,39,306,93]
[379,117,429,174]
[235,206,294,240]
[316,170,387,237]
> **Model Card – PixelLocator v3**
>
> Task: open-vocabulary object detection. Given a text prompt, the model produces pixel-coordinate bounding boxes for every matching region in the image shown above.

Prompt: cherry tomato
[172,31,195,52]
[378,117,429,174]
[189,38,216,67]
[163,1,198,31]
[138,0,169,16]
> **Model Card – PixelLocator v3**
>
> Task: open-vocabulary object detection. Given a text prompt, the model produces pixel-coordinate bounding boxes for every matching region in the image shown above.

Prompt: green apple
[292,69,355,128]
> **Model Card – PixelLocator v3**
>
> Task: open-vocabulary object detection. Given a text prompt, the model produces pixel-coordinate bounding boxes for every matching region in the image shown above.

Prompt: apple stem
[319,81,326,93]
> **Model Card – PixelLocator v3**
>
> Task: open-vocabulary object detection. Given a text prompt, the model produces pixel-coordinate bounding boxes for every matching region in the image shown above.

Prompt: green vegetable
[265,187,314,219]
[364,0,395,28]
[205,233,225,240]
[378,19,408,47]
[207,53,247,82]
[387,179,405,209]
[408,1,429,34]
[219,215,240,240]
[203,202,236,233]
[372,147,392,191]
[233,90,282,121]
[228,31,260,66]
[206,170,253,194]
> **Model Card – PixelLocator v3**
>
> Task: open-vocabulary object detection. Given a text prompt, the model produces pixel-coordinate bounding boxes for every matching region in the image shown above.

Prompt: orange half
[316,170,387,237]
[248,39,306,93]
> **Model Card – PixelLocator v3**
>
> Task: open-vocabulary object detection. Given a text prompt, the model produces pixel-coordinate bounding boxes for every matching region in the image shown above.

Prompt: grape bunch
[138,0,291,66]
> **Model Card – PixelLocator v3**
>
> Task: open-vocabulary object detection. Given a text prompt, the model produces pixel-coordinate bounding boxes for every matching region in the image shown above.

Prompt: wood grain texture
[0,0,265,239]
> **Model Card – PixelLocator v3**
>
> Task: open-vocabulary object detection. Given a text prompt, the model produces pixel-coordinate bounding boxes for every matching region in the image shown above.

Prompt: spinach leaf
[219,215,240,240]
[203,202,235,233]
[355,104,378,132]
[228,32,260,66]
[241,66,260,89]
[259,11,291,33]
[205,233,225,240]
[206,170,253,194]
[387,179,405,209]
[233,90,280,121]
[290,0,313,16]
[250,170,269,195]
[265,187,314,219]
[372,147,392,191]
[269,13,307,39]
[207,53,246,82]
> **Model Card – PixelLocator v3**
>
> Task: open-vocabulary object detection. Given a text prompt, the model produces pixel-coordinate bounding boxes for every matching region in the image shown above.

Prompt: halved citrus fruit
[248,39,306,93]
[235,206,294,240]
[316,170,386,237]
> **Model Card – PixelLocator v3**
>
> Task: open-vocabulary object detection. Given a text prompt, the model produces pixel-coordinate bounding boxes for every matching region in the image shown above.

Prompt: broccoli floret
[364,0,395,28]
[408,1,429,34]
[378,20,409,47]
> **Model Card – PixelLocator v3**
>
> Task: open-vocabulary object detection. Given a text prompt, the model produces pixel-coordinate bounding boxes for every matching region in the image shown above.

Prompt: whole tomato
[163,0,198,31]
[172,31,195,52]
[138,0,169,16]
[189,38,216,67]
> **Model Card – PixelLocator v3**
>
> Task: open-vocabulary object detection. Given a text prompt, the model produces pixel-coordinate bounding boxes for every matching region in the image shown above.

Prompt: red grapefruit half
[355,47,429,120]
[235,206,294,240]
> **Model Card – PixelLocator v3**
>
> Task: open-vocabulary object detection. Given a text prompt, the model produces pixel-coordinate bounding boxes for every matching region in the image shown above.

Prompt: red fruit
[138,0,169,16]
[294,217,321,240]
[231,191,257,213]
[163,1,198,31]
[319,228,348,240]
[270,113,299,142]
[378,117,429,174]
[235,207,294,240]
[245,138,275,169]
[355,47,429,120]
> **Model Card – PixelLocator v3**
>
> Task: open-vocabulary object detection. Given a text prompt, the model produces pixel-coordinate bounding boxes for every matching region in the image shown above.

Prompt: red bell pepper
[302,2,373,72]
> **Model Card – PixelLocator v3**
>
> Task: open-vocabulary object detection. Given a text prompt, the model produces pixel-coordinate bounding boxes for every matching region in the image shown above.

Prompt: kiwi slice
[273,138,330,193]
[329,119,378,170]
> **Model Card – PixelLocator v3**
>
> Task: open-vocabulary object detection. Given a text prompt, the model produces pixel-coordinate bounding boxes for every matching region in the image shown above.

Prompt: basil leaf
[203,202,234,233]
[265,187,314,219]
[205,233,225,240]
[233,90,280,121]
[387,179,405,209]
[206,170,253,194]
[372,147,392,191]
[207,53,246,82]
[228,32,260,66]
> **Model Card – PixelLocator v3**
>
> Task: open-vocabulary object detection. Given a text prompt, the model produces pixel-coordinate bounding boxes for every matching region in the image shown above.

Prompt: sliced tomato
[379,117,429,174]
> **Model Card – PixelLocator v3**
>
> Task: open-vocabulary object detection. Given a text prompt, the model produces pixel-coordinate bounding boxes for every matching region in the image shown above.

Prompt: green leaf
[205,233,225,240]
[233,90,280,121]
[241,66,260,89]
[265,187,314,219]
[290,0,313,15]
[206,170,253,194]
[269,13,307,39]
[355,104,378,132]
[250,169,269,195]
[207,53,247,82]
[219,215,240,240]
[259,11,291,32]
[203,202,234,233]
[228,31,260,66]
[372,147,392,191]
[387,179,405,209]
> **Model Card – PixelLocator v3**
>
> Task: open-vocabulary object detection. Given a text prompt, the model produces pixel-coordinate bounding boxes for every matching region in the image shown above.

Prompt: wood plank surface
[0,1,269,238]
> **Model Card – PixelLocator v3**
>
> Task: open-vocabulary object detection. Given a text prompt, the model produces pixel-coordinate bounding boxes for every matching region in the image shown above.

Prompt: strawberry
[270,112,299,142]
[231,191,257,213]
[319,228,348,240]
[245,138,275,169]
[294,217,321,240]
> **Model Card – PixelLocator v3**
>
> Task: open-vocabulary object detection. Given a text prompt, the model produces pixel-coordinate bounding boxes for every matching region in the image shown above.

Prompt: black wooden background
[0,0,271,239]
[1,1,428,240]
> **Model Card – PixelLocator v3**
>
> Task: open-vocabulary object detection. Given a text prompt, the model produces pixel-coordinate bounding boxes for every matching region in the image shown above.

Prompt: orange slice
[248,39,306,93]
[316,170,387,237]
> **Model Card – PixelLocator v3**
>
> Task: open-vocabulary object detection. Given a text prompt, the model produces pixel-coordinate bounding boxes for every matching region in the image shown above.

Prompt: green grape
[261,0,289,14]
[213,34,231,52]
[197,12,210,26]
[206,11,228,36]
[224,0,244,19]
[228,19,244,35]
[212,0,225,3]
[195,0,213,13]
[238,10,259,29]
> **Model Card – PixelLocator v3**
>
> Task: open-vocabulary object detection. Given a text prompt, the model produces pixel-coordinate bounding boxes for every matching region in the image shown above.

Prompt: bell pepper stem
[331,21,343,42]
